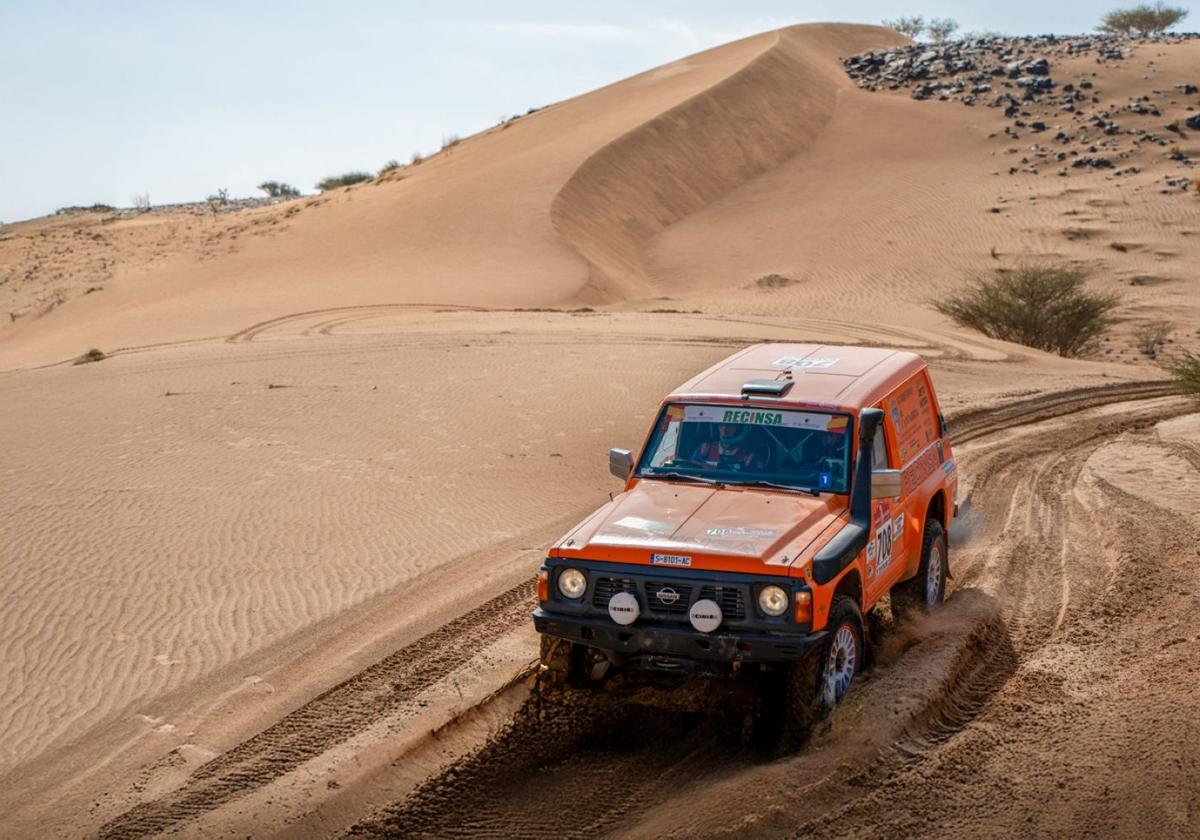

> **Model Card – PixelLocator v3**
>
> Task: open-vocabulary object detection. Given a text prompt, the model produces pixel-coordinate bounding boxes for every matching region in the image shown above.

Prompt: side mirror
[609,448,634,480]
[871,469,902,499]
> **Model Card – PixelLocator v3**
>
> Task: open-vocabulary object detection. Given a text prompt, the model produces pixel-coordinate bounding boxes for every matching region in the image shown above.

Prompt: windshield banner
[682,405,844,431]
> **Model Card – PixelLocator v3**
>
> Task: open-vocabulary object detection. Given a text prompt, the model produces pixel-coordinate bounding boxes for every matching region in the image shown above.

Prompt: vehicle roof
[668,344,926,411]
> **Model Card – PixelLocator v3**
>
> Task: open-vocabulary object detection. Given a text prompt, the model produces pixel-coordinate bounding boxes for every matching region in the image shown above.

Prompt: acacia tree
[1099,2,1189,35]
[258,181,300,198]
[882,15,925,38]
[926,17,960,42]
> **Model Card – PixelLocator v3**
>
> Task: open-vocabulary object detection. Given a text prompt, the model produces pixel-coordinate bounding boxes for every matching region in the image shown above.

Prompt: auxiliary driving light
[557,567,587,600]
[758,585,789,617]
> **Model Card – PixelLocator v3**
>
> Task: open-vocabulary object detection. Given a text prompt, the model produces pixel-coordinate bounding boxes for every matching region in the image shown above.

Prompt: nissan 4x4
[533,344,958,724]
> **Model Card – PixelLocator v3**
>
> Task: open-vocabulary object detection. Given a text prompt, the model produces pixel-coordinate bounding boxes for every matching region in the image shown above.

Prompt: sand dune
[2,21,1199,836]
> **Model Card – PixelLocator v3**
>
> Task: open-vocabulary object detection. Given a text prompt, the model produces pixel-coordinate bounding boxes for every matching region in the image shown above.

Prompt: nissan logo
[656,587,680,605]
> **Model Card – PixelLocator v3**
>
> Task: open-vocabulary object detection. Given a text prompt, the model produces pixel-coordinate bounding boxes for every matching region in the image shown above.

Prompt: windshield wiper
[732,480,821,496]
[642,470,724,487]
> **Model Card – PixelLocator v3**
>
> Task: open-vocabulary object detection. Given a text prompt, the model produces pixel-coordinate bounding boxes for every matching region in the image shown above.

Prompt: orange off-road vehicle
[533,344,958,718]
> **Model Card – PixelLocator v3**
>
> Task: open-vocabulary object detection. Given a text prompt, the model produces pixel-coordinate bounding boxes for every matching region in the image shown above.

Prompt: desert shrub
[378,160,401,175]
[205,188,230,205]
[1161,350,1200,395]
[56,203,116,215]
[882,16,925,38]
[935,265,1120,357]
[410,151,424,165]
[1099,3,1188,35]
[73,348,106,365]
[258,181,300,198]
[441,134,461,150]
[132,193,151,212]
[1133,320,1173,357]
[926,17,959,42]
[315,171,372,191]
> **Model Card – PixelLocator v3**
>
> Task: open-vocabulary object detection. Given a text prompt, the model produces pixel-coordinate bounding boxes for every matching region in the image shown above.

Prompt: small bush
[315,172,372,191]
[410,152,424,166]
[882,16,925,38]
[926,17,959,42]
[205,188,230,205]
[1099,3,1188,35]
[74,348,106,365]
[132,193,151,212]
[378,160,401,175]
[1133,320,1173,357]
[258,181,300,198]
[1161,350,1200,395]
[441,134,461,150]
[935,265,1120,357]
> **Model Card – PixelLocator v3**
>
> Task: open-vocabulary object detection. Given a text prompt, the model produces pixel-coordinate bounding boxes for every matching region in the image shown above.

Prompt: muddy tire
[538,635,609,688]
[751,595,864,753]
[891,518,948,621]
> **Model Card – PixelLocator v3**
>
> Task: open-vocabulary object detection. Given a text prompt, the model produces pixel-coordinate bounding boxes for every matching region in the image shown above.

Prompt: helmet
[717,424,749,451]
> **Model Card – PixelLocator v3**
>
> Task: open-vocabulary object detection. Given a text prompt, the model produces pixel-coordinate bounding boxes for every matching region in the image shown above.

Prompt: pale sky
[1,0,1192,222]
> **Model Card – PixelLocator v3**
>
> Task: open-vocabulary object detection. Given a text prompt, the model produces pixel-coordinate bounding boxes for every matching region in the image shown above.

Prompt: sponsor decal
[867,502,906,579]
[942,459,956,473]
[902,444,943,496]
[682,405,848,431]
[651,553,692,567]
[772,356,839,369]
[704,527,776,539]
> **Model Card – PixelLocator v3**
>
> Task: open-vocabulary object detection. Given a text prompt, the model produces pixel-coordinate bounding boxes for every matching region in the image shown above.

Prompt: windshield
[636,403,853,493]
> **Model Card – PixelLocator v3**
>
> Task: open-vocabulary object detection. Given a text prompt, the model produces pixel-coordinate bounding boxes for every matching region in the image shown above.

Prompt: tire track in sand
[347,386,1193,839]
[97,581,535,839]
[99,379,1186,839]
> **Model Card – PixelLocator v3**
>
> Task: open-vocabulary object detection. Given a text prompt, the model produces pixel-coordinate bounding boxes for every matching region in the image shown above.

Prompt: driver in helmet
[790,429,846,468]
[693,423,768,471]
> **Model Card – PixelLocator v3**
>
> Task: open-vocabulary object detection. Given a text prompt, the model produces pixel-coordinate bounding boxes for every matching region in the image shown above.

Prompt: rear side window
[886,372,939,465]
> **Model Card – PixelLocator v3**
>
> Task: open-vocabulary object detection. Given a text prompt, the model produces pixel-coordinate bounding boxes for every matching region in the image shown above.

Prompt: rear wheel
[891,518,948,620]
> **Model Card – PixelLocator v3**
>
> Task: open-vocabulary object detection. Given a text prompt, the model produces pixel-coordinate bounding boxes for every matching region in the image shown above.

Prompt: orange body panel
[548,344,956,629]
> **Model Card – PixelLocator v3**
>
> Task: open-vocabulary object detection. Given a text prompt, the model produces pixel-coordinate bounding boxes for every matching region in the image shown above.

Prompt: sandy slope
[1,21,1199,837]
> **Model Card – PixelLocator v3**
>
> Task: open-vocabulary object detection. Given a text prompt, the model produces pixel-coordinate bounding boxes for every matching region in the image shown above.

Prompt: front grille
[590,575,750,624]
[592,577,636,609]
[700,584,746,621]
[645,581,692,615]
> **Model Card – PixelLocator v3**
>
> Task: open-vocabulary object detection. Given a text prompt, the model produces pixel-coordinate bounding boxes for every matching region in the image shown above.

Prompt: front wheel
[891,518,948,620]
[814,595,864,710]
[537,635,609,687]
[757,595,864,752]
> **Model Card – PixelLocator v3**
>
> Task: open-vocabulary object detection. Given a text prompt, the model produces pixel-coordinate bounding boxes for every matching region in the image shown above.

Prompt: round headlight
[557,568,587,600]
[758,585,789,617]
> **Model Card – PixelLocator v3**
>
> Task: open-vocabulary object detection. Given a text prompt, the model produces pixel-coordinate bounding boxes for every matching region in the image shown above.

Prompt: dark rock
[1026,58,1051,75]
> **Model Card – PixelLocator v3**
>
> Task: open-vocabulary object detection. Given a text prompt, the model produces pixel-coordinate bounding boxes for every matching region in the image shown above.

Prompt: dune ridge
[551,24,905,301]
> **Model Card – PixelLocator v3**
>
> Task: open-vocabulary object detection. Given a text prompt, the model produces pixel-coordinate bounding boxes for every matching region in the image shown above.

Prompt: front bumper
[533,608,827,671]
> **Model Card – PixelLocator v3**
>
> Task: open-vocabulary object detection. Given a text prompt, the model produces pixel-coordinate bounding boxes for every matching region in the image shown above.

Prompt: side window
[872,422,890,469]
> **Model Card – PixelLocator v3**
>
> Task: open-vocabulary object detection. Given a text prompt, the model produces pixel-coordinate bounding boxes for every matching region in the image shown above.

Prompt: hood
[553,479,845,574]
